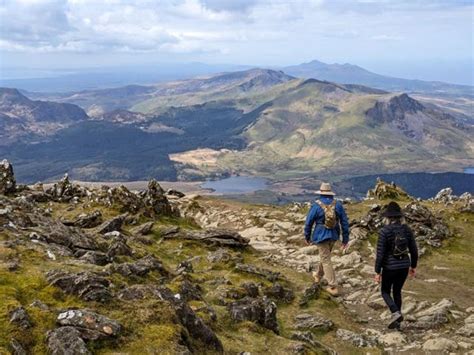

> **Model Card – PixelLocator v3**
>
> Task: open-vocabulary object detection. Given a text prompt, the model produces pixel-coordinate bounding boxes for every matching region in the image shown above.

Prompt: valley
[1,67,473,187]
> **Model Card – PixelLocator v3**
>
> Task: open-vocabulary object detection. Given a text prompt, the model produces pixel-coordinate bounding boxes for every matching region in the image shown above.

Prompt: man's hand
[409,267,416,278]
[305,239,311,246]
[340,243,348,251]
[374,273,381,283]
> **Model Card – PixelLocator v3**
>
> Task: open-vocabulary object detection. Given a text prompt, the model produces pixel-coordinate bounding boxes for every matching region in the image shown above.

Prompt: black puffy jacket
[375,223,418,274]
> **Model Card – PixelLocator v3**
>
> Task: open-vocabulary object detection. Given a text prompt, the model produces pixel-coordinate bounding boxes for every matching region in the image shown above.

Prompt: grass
[2,191,471,354]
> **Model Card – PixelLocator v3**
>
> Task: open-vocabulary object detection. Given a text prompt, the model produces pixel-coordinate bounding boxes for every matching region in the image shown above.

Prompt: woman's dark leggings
[381,268,409,313]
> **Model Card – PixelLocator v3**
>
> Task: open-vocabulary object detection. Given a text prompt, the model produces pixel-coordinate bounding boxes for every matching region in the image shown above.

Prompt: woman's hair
[383,216,404,225]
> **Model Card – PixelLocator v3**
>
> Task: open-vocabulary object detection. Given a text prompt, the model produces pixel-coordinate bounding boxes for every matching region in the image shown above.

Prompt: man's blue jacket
[304,196,350,244]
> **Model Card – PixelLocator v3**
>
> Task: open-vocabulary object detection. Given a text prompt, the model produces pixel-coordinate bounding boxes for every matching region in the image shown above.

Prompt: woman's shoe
[388,311,403,329]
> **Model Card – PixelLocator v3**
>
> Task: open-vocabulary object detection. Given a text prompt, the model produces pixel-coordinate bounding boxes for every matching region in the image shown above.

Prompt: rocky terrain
[1,160,473,354]
[0,88,89,146]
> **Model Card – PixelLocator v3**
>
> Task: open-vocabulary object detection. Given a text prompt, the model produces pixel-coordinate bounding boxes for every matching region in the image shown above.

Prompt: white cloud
[0,0,471,70]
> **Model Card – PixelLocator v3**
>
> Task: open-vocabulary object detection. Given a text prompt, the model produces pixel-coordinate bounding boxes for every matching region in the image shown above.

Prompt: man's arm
[337,202,350,245]
[304,205,317,243]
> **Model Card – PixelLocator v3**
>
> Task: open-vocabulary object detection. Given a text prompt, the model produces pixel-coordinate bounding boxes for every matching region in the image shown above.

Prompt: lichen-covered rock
[107,255,167,277]
[335,329,377,348]
[57,309,121,340]
[167,229,249,248]
[366,178,410,200]
[264,282,295,303]
[413,298,454,329]
[9,338,27,355]
[294,313,333,331]
[155,286,223,352]
[422,338,458,352]
[9,307,32,329]
[47,326,90,355]
[433,187,455,204]
[228,296,279,334]
[76,250,110,266]
[299,283,321,307]
[235,263,280,282]
[46,270,112,302]
[95,213,128,234]
[62,210,103,229]
[142,179,175,216]
[0,159,16,195]
[45,173,88,202]
[130,221,154,236]
[107,239,133,258]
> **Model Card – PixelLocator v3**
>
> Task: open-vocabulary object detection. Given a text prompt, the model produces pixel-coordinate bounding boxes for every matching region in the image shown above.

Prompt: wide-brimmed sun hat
[382,201,403,217]
[317,182,336,196]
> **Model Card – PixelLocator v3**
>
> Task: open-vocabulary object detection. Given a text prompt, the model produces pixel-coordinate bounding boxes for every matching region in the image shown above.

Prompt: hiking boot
[312,271,321,283]
[388,311,403,329]
[325,286,339,297]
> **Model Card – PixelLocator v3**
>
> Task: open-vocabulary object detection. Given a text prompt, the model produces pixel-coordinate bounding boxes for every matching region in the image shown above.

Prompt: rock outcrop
[0,159,16,195]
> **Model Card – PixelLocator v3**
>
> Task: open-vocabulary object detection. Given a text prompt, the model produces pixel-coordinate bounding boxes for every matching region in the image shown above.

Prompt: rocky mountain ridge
[1,160,473,354]
[0,88,89,145]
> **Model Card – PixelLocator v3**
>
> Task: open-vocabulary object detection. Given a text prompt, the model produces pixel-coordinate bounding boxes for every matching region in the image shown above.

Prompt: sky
[0,0,473,84]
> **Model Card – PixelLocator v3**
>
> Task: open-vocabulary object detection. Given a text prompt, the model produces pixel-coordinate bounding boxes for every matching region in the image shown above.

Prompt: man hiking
[304,182,350,296]
[375,201,418,329]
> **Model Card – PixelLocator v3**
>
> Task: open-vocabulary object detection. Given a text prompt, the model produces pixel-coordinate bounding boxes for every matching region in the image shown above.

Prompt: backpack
[316,200,337,229]
[392,228,409,260]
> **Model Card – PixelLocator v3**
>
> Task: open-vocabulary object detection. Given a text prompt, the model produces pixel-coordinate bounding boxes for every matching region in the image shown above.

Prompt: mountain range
[0,66,472,184]
[284,60,473,96]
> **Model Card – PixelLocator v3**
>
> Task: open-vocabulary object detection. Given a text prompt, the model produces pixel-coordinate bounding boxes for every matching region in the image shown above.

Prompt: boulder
[422,338,458,352]
[107,255,167,277]
[9,338,27,355]
[167,229,249,248]
[294,313,333,331]
[241,282,260,298]
[62,211,103,229]
[9,307,32,329]
[76,250,110,266]
[366,178,410,200]
[117,285,164,301]
[235,263,280,282]
[299,283,321,307]
[433,188,455,204]
[0,159,16,195]
[290,331,337,355]
[57,309,121,340]
[228,296,279,334]
[47,327,90,355]
[142,179,175,216]
[30,216,98,252]
[154,286,223,352]
[95,213,128,234]
[264,282,295,303]
[107,239,133,258]
[178,279,203,302]
[45,174,88,202]
[130,221,154,236]
[335,329,377,348]
[378,332,407,347]
[46,270,112,302]
[413,298,453,328]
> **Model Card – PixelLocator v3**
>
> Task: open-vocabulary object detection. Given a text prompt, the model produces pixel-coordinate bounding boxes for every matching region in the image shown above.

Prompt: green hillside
[204,80,473,180]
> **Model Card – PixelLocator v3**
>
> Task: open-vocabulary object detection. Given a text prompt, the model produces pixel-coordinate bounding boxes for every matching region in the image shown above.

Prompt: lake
[464,167,474,174]
[201,176,268,194]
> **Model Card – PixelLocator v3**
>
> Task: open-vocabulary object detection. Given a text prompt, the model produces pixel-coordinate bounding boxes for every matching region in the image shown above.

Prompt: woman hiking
[374,201,418,329]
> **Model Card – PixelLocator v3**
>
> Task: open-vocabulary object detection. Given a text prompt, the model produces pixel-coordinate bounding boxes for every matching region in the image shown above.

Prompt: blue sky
[0,0,472,84]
